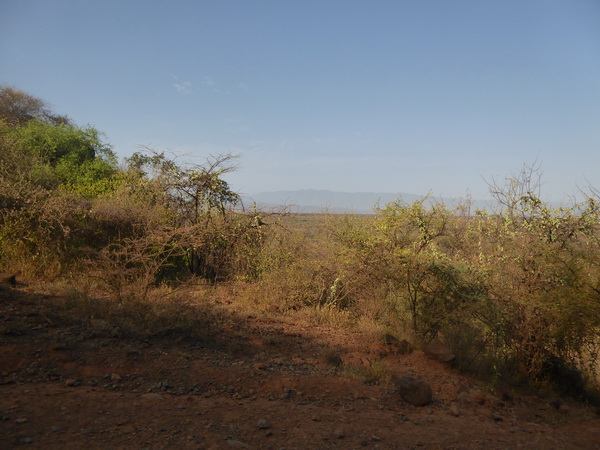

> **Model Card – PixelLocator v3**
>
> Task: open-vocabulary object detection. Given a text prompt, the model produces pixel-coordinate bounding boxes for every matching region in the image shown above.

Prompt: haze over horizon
[2,0,599,202]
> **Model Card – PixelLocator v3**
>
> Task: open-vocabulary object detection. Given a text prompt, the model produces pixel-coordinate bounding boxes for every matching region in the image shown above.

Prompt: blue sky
[1,0,599,200]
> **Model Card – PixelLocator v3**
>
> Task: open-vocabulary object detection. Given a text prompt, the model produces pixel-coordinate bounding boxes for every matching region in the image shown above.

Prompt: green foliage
[10,119,117,195]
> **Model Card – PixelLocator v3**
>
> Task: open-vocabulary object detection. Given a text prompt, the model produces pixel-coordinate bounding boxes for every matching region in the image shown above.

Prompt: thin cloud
[201,76,215,87]
[201,76,226,94]
[173,80,192,94]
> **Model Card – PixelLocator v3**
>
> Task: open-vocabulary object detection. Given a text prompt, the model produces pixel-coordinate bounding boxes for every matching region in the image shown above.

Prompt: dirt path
[1,286,599,449]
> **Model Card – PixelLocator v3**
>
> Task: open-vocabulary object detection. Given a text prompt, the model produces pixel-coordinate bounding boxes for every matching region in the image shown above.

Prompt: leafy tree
[9,119,118,195]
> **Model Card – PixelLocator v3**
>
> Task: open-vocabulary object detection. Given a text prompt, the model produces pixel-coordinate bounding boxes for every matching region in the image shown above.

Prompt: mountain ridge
[243,189,488,214]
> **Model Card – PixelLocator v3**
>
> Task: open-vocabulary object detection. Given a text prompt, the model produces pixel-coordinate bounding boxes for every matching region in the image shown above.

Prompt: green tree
[10,119,118,196]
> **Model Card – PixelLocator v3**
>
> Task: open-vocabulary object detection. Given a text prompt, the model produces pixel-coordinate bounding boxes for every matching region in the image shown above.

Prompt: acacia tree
[0,86,70,126]
[125,149,240,224]
[124,149,264,281]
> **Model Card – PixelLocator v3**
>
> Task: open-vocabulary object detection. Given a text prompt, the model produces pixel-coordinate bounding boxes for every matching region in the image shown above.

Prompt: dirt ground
[1,284,600,449]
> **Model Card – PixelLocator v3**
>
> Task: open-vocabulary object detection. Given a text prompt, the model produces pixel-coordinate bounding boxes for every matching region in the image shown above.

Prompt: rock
[111,373,122,382]
[423,341,455,363]
[449,403,460,417]
[257,418,270,429]
[15,418,28,424]
[334,428,345,439]
[396,376,433,406]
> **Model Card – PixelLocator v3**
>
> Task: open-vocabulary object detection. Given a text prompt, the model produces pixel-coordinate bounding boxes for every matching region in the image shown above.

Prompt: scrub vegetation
[2,86,600,401]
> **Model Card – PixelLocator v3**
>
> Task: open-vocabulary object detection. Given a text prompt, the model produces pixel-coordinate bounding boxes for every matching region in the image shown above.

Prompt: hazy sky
[1,0,599,200]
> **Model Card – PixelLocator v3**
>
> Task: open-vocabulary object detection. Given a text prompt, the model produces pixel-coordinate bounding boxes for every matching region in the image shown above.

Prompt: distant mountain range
[241,189,492,214]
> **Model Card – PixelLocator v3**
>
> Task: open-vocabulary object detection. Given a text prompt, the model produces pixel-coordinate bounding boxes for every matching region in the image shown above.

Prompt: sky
[1,0,599,201]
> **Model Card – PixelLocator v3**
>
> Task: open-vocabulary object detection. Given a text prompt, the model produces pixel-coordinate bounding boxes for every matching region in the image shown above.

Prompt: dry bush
[243,216,347,313]
[324,180,600,398]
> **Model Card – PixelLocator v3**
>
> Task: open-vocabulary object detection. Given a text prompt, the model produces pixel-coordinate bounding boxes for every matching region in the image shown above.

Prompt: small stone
[334,428,345,439]
[15,418,28,424]
[111,373,122,382]
[492,413,503,421]
[449,403,460,417]
[257,418,270,429]
[371,435,382,441]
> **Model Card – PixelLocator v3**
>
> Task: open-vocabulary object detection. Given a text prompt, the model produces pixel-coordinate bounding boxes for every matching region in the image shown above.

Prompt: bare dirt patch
[1,285,599,449]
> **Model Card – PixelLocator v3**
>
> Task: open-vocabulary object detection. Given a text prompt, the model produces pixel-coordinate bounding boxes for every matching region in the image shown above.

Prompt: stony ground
[1,284,600,449]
